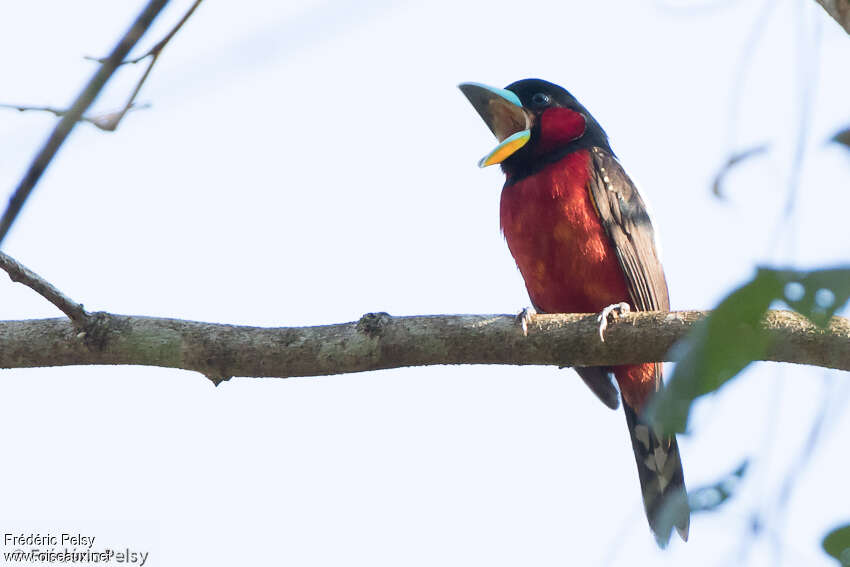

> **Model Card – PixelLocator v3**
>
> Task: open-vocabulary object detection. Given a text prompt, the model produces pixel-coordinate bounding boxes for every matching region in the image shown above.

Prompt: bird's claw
[597,302,630,342]
[517,306,537,337]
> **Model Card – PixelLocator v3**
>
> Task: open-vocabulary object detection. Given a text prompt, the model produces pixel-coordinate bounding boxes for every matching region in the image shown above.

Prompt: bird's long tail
[623,401,690,546]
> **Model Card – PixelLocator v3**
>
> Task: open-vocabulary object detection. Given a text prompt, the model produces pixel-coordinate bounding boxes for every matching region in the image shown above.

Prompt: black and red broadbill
[459,78,690,545]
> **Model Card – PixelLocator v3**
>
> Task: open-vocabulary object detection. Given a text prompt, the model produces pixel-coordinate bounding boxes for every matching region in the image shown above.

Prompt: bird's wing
[587,147,670,314]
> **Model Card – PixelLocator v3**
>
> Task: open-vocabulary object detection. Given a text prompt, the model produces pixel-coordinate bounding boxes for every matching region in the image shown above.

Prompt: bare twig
[0,251,89,327]
[0,0,203,137]
[0,0,170,247]
[87,0,204,132]
[0,103,152,132]
[0,310,847,384]
[711,144,770,199]
[137,0,203,61]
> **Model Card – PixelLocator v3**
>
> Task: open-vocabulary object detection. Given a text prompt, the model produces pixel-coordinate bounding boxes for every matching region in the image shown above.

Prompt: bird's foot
[516,306,538,337]
[597,302,630,342]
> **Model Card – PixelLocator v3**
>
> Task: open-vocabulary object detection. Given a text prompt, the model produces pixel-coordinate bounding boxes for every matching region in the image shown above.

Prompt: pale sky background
[1,1,849,565]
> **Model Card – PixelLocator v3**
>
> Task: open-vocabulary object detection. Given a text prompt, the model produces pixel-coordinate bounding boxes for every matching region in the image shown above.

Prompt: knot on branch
[80,311,122,351]
[357,312,391,338]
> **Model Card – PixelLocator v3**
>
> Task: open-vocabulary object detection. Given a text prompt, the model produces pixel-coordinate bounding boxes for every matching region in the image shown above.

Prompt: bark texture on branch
[1,310,847,383]
[815,0,850,34]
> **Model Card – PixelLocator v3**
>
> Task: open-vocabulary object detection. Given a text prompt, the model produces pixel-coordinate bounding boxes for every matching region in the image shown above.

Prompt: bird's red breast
[500,149,656,410]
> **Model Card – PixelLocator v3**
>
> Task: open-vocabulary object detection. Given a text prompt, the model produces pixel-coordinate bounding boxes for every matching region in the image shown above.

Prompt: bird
[459,78,689,545]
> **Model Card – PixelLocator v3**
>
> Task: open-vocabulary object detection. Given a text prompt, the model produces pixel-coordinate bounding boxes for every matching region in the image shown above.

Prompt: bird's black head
[459,78,612,181]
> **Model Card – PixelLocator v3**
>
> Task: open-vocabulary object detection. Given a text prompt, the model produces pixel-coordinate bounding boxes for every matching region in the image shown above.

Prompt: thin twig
[141,0,204,60]
[0,0,170,247]
[0,103,152,132]
[2,0,203,138]
[3,0,204,136]
[711,144,770,199]
[91,0,204,132]
[0,251,89,327]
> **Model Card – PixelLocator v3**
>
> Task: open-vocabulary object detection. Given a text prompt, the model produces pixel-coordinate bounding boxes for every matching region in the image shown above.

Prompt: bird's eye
[531,92,551,107]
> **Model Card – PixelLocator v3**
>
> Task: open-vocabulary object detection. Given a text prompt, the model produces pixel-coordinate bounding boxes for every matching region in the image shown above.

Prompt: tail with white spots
[623,403,690,546]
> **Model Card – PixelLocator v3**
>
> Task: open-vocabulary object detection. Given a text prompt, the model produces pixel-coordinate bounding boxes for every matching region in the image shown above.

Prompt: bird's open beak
[458,82,532,167]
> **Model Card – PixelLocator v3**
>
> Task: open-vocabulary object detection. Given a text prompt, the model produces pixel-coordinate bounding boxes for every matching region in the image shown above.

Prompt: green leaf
[646,266,850,434]
[778,268,850,327]
[823,524,850,566]
[646,268,782,433]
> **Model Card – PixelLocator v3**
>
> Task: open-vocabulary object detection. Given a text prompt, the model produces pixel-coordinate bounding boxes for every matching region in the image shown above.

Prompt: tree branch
[1,0,204,138]
[0,0,169,246]
[0,102,152,132]
[0,251,88,327]
[814,0,850,34]
[83,0,204,132]
[1,310,847,384]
